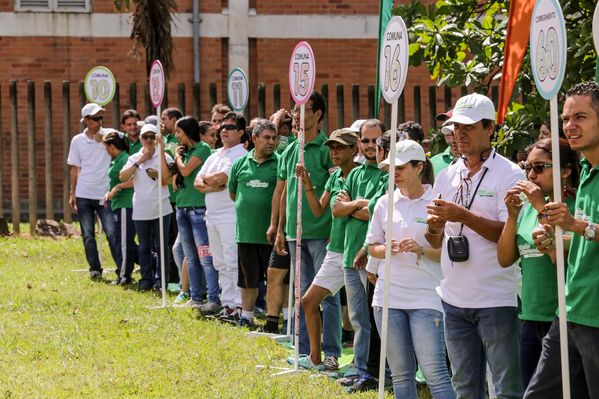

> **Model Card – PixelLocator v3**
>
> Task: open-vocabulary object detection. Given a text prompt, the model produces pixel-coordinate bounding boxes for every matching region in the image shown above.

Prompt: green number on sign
[536,28,559,83]
[383,44,401,93]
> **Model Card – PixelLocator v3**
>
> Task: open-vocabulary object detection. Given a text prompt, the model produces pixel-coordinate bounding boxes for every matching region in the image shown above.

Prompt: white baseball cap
[446,93,495,125]
[80,103,105,122]
[140,124,158,137]
[441,123,455,135]
[379,139,426,169]
[348,119,366,133]
[136,115,159,127]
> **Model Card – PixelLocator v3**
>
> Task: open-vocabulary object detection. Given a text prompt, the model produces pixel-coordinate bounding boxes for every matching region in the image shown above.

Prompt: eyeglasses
[87,116,103,122]
[220,124,239,131]
[359,138,377,144]
[453,175,472,207]
[523,162,553,174]
[141,135,156,142]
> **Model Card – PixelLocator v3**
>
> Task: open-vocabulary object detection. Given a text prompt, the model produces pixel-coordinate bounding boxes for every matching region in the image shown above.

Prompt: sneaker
[89,270,102,280]
[197,301,222,315]
[109,277,122,285]
[342,366,362,379]
[173,291,191,305]
[346,373,378,393]
[218,307,242,324]
[237,317,255,329]
[322,355,339,371]
[287,355,325,371]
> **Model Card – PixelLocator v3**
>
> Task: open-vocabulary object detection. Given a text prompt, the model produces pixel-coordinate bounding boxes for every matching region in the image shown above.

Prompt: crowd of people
[66,81,599,398]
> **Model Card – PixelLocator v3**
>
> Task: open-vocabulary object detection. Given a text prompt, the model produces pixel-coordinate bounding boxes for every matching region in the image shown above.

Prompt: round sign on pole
[379,16,409,104]
[593,2,599,55]
[84,66,116,106]
[227,67,249,112]
[149,60,165,108]
[289,41,316,106]
[529,0,567,100]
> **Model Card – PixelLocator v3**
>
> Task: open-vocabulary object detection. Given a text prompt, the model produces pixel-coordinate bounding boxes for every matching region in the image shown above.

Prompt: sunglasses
[141,135,156,141]
[220,124,239,131]
[523,162,553,174]
[360,138,377,144]
[87,116,103,122]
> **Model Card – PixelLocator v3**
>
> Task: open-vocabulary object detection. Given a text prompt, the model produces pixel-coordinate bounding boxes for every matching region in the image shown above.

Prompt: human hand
[543,202,576,231]
[515,180,545,211]
[69,194,77,211]
[335,191,350,203]
[353,247,368,270]
[275,232,288,256]
[397,238,422,254]
[427,199,467,223]
[504,189,523,218]
[266,224,276,245]
[532,224,556,253]
[367,272,378,285]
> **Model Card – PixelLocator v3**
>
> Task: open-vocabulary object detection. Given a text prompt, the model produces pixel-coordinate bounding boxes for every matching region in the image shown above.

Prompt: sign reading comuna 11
[149,60,165,108]
[529,0,567,100]
[379,16,409,104]
[84,66,116,106]
[289,41,316,106]
[227,67,249,112]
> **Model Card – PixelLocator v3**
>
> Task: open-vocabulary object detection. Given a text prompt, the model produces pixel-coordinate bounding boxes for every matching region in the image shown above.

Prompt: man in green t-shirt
[332,119,384,378]
[160,107,183,284]
[525,82,599,398]
[272,91,337,357]
[120,109,142,155]
[271,108,296,154]
[431,123,459,176]
[228,120,278,327]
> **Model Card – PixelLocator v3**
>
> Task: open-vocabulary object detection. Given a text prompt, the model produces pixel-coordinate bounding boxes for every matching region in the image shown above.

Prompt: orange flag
[497,0,536,123]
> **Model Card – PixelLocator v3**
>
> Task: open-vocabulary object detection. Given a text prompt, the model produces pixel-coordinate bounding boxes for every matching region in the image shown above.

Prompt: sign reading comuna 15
[379,16,409,104]
[289,41,316,106]
[84,66,116,106]
[227,67,249,112]
[149,60,165,108]
[529,0,567,100]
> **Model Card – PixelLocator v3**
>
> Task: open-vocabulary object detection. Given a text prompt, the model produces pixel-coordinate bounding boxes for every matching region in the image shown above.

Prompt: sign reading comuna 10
[84,66,116,106]
[379,16,409,104]
[227,67,249,112]
[289,42,316,106]
[150,60,165,108]
[529,0,567,100]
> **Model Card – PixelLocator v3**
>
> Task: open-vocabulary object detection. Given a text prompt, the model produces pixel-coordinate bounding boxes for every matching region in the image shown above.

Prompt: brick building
[0,0,448,220]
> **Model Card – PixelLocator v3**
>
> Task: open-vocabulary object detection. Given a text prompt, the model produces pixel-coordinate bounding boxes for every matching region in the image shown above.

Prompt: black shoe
[346,373,378,393]
[138,281,154,291]
[89,270,102,280]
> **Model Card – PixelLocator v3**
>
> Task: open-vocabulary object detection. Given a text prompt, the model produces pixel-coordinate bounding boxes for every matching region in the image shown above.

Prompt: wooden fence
[0,79,500,235]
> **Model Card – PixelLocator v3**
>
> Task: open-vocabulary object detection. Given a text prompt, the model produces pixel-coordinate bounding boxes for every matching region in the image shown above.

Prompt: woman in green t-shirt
[102,131,137,285]
[497,138,579,389]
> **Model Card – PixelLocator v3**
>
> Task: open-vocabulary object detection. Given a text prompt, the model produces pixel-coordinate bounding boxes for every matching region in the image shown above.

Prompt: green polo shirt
[324,168,348,253]
[566,159,599,327]
[278,130,333,240]
[127,136,142,155]
[276,134,296,155]
[430,147,454,177]
[107,151,133,210]
[163,133,179,202]
[175,142,211,208]
[229,149,279,244]
[517,198,574,322]
[343,162,385,268]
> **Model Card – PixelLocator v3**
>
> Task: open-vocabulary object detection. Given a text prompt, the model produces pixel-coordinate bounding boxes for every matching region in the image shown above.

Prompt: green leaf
[409,43,421,56]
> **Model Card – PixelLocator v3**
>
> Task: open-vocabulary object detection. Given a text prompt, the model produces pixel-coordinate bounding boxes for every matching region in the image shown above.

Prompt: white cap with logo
[379,139,426,169]
[140,124,159,137]
[80,103,105,122]
[446,93,495,125]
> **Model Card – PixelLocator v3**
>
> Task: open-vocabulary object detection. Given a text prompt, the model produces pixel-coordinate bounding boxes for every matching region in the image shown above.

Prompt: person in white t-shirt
[119,124,174,291]
[67,103,120,280]
[194,112,248,319]
[425,93,525,398]
[366,140,455,399]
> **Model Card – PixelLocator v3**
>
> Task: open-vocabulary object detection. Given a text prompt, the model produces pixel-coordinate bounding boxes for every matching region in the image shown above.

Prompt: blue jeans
[344,267,370,373]
[374,307,455,399]
[524,318,595,399]
[112,207,138,280]
[289,239,341,357]
[76,197,120,273]
[134,215,171,288]
[442,301,523,399]
[176,207,215,302]
[520,320,552,390]
[172,234,184,282]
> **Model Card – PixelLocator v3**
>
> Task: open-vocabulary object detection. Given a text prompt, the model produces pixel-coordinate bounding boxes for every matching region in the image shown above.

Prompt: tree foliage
[396,0,598,156]
[114,0,178,79]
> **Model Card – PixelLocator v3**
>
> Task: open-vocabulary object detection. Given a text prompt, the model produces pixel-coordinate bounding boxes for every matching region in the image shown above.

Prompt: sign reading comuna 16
[227,68,249,112]
[84,66,116,106]
[529,0,567,100]
[379,16,409,104]
[289,42,316,106]
[150,60,165,108]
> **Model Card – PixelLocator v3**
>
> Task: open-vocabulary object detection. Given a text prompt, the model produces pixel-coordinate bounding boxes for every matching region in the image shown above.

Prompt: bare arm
[332,192,368,218]
[497,214,520,267]
[267,180,285,244]
[175,154,203,177]
[69,166,79,210]
[351,207,370,221]
[194,176,225,193]
[204,172,228,187]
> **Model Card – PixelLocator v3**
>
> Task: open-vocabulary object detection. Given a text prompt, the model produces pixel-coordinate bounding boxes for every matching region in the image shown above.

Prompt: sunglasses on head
[87,116,103,122]
[523,162,553,174]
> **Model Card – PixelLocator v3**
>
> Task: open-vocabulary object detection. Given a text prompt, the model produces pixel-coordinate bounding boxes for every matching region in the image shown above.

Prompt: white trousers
[206,220,241,308]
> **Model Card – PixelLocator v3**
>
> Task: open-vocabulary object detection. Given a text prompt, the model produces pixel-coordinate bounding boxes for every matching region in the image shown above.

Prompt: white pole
[286,260,294,337]
[549,95,570,398]
[293,104,306,370]
[378,100,398,398]
[157,104,167,308]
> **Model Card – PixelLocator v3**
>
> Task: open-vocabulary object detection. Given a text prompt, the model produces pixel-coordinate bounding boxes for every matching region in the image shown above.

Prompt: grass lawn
[0,235,431,398]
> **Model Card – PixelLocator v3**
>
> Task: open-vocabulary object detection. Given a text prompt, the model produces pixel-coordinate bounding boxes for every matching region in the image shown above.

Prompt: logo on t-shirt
[518,243,543,259]
[247,179,269,188]
[478,189,495,198]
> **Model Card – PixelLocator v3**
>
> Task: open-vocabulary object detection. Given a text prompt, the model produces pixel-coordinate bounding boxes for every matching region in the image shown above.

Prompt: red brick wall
[255,0,379,15]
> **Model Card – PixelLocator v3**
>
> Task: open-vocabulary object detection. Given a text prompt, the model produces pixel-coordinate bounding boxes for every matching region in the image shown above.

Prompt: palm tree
[114,0,177,79]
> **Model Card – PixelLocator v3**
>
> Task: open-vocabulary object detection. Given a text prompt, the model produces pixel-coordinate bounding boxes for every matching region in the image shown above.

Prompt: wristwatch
[584,222,596,241]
